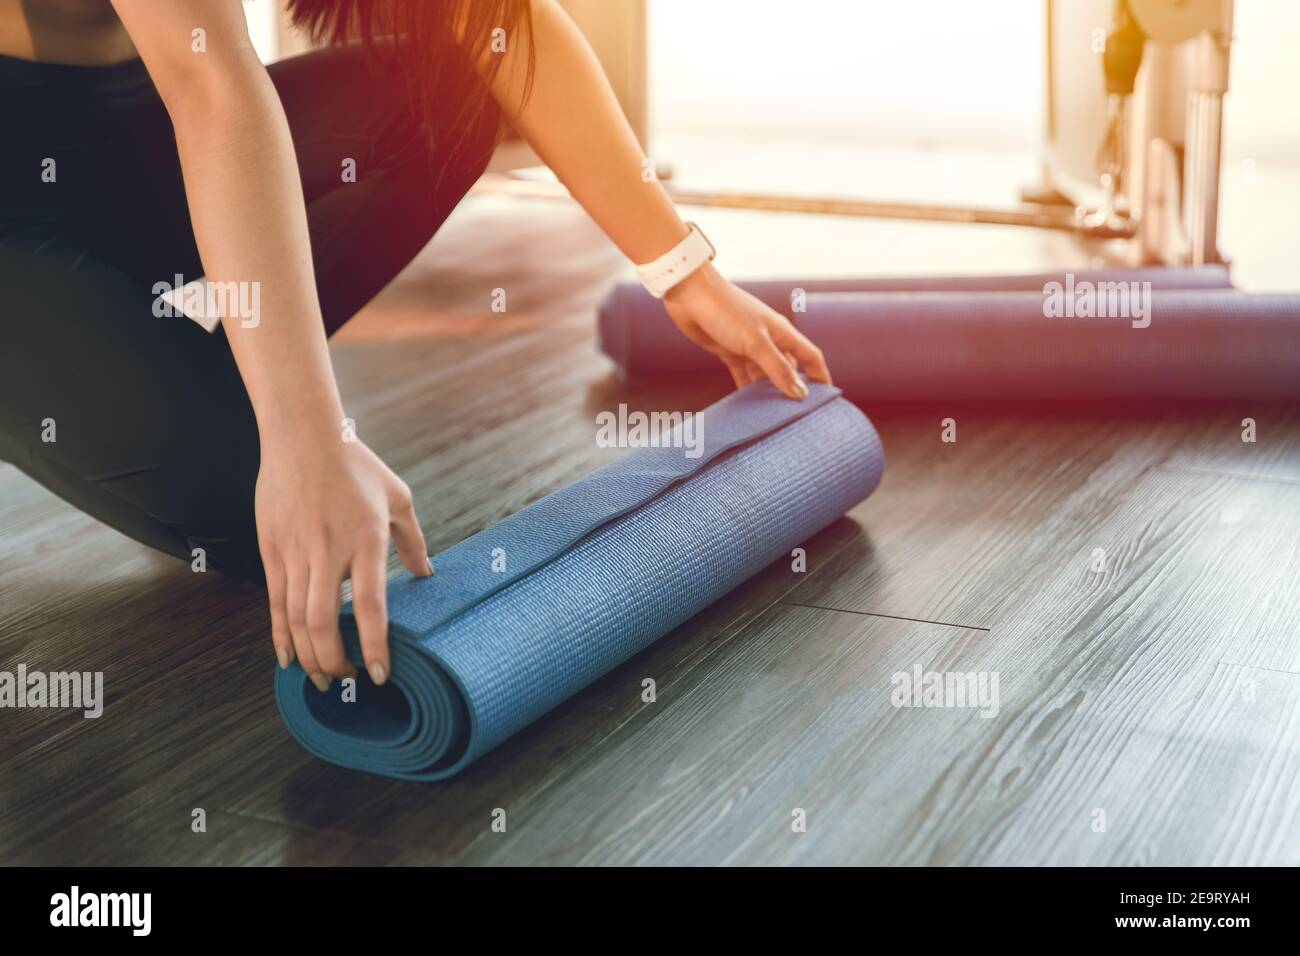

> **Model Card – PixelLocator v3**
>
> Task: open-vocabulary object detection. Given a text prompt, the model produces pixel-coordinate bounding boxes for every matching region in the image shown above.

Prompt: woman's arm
[109,0,430,688]
[486,0,830,396]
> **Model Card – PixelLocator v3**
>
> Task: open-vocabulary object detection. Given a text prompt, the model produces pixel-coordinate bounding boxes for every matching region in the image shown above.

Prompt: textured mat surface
[597,266,1235,379]
[275,382,885,779]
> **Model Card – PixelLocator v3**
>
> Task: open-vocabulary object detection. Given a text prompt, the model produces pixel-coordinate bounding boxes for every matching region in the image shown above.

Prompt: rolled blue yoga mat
[276,382,884,779]
[597,266,1234,379]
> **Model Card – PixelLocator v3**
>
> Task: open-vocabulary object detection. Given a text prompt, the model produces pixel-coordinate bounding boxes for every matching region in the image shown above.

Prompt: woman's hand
[662,264,832,398]
[256,435,433,692]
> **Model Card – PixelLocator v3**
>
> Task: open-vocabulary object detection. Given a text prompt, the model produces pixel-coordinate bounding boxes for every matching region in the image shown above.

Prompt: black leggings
[0,45,501,579]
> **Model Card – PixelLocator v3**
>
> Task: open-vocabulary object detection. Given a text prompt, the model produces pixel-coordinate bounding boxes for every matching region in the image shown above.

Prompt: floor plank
[805,468,1300,865]
[977,662,1300,866]
[2,807,404,867]
[789,406,1300,639]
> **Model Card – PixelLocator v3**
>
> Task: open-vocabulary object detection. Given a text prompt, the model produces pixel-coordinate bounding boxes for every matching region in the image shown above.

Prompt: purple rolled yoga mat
[800,290,1300,402]
[597,266,1235,379]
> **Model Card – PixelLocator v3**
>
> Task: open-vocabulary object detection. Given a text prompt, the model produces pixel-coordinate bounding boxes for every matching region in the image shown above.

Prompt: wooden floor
[2,176,1299,865]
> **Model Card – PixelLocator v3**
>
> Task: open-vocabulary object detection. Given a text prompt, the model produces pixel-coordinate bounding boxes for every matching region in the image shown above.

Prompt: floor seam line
[778,600,992,632]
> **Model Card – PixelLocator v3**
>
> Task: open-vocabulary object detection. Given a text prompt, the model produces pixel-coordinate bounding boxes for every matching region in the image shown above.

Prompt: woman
[0,0,829,693]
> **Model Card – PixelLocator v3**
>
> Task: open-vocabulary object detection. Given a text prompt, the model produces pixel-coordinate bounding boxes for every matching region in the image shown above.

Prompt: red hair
[285,0,535,158]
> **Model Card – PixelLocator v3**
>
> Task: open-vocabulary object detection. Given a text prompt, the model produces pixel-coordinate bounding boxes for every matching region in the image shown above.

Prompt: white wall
[648,0,1045,150]
[1222,0,1300,164]
[648,0,1300,162]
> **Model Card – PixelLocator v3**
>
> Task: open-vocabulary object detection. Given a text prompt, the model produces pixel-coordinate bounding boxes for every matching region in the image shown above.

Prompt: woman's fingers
[745,330,807,399]
[389,484,433,578]
[285,561,325,690]
[768,317,832,385]
[305,557,354,683]
[351,540,391,686]
[265,557,294,669]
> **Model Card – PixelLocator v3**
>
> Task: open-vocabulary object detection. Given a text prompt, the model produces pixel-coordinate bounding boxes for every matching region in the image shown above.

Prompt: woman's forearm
[109,0,344,444]
[489,0,690,264]
[171,73,344,442]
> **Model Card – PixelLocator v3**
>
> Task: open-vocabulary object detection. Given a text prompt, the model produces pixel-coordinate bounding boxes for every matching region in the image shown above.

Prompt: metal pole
[475,175,1138,240]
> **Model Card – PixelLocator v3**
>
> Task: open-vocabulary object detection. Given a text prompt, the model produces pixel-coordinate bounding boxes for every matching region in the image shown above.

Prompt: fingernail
[792,378,809,399]
[276,647,289,669]
[310,672,330,693]
[368,661,387,685]
[424,559,435,576]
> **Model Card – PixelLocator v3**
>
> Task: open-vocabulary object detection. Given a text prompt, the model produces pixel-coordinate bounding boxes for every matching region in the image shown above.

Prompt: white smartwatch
[635,222,716,299]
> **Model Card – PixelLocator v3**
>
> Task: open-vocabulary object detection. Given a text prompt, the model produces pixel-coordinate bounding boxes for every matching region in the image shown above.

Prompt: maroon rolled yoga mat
[799,289,1300,402]
[596,266,1236,381]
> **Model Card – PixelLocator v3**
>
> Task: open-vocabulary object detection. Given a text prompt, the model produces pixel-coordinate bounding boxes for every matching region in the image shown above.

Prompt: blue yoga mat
[276,382,884,779]
[597,266,1235,379]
